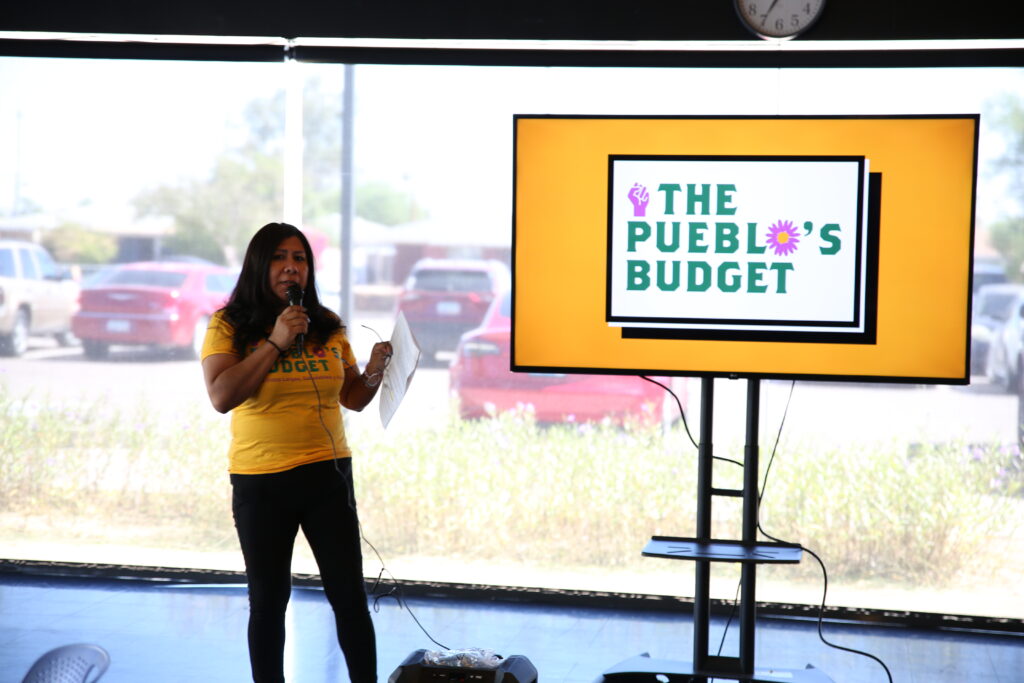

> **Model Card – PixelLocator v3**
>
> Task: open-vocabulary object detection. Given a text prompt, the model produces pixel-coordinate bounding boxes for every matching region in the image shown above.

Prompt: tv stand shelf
[600,378,834,683]
[643,537,803,564]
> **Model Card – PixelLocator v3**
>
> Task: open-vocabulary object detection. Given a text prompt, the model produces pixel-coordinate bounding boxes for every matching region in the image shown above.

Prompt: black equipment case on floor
[389,649,538,683]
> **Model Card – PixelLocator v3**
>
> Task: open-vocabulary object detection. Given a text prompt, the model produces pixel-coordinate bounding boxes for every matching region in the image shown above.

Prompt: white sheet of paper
[379,311,420,428]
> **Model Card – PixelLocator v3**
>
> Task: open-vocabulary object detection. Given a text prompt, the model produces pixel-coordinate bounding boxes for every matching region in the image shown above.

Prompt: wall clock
[734,0,826,40]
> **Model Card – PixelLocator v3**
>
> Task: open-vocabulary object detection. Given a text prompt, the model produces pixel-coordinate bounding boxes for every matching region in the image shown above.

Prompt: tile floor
[0,573,1021,683]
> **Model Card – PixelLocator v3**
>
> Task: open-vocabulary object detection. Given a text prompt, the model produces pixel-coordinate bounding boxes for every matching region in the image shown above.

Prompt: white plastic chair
[21,644,110,683]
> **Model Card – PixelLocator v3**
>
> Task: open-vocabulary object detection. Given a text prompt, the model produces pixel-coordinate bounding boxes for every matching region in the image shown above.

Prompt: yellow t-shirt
[201,310,355,474]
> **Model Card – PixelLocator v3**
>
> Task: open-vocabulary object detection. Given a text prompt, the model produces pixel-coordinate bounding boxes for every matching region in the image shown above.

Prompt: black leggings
[231,458,377,683]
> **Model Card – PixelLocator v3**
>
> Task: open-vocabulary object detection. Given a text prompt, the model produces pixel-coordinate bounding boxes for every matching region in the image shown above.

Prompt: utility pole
[339,64,355,326]
[283,48,304,227]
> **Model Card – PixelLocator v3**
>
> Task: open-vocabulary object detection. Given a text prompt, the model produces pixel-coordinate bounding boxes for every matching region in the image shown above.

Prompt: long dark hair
[222,222,342,355]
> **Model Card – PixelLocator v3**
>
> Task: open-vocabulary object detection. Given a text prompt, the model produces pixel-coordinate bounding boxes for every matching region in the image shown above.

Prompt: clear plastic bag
[423,647,502,669]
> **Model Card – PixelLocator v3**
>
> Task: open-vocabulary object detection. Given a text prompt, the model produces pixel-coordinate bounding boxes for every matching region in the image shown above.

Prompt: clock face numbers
[736,0,825,40]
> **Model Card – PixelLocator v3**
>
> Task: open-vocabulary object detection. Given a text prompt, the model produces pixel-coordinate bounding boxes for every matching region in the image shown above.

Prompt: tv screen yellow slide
[512,115,978,383]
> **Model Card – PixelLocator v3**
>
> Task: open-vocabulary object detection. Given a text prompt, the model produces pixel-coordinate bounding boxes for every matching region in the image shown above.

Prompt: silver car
[975,283,1024,392]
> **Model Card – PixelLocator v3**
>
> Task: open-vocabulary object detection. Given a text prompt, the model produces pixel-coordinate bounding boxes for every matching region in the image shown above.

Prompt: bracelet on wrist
[363,370,383,388]
[266,338,285,355]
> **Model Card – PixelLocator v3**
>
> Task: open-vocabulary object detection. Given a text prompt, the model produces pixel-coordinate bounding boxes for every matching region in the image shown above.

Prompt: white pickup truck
[0,240,79,356]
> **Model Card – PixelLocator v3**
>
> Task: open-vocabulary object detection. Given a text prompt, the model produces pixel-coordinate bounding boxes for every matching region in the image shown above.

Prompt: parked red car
[449,290,685,425]
[396,258,511,364]
[72,261,237,360]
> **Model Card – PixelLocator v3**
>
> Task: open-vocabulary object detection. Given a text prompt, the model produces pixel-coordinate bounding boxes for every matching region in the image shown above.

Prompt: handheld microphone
[286,284,305,351]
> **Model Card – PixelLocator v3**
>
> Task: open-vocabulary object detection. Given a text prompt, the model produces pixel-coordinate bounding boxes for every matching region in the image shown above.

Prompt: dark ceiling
[2,1,1022,41]
[1,1,1022,66]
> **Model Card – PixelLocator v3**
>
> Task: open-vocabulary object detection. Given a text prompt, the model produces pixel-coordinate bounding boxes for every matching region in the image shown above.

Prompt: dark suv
[396,258,510,364]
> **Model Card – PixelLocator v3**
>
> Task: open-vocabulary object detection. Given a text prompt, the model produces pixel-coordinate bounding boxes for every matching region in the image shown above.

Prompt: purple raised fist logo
[628,183,650,217]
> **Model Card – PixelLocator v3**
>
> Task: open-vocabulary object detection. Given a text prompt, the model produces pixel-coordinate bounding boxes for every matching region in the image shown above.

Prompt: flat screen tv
[512,115,978,384]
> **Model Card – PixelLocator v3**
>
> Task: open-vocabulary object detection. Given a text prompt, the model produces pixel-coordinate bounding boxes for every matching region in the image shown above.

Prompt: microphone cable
[299,331,450,651]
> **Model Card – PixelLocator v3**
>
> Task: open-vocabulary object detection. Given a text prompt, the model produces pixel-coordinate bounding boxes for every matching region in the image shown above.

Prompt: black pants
[231,458,377,683]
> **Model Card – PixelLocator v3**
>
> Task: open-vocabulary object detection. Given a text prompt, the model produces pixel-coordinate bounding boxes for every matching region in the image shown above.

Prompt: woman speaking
[201,222,391,683]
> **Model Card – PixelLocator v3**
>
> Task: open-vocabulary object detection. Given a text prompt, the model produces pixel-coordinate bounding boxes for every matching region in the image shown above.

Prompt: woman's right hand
[269,304,309,349]
[204,307,307,414]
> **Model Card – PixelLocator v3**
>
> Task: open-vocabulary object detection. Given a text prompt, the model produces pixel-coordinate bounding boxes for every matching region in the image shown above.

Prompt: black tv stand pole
[601,377,832,683]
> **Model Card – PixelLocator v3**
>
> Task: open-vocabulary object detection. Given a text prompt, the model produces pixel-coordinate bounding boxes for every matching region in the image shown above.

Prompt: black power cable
[639,376,743,468]
[645,377,894,683]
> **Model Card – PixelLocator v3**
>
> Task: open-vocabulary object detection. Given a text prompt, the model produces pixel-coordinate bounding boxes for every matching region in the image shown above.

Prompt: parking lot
[2,326,1017,451]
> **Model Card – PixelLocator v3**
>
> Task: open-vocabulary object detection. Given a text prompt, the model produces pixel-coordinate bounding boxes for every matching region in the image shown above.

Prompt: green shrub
[0,385,233,549]
[755,440,1013,583]
[353,409,697,567]
[0,385,1018,588]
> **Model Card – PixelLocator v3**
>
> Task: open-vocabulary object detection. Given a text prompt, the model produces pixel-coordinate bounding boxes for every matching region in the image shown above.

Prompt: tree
[986,94,1024,280]
[41,222,117,264]
[989,217,1024,281]
[299,77,427,227]
[133,90,286,264]
[356,180,428,226]
[9,196,42,217]
[301,77,343,225]
[990,94,1024,201]
[134,152,283,265]
[133,74,427,264]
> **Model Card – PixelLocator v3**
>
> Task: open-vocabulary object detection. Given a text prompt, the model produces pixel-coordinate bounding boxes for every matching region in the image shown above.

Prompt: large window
[1,56,1022,622]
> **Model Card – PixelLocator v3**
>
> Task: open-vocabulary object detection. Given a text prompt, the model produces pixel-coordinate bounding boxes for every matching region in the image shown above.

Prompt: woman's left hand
[366,341,393,376]
[341,341,394,410]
